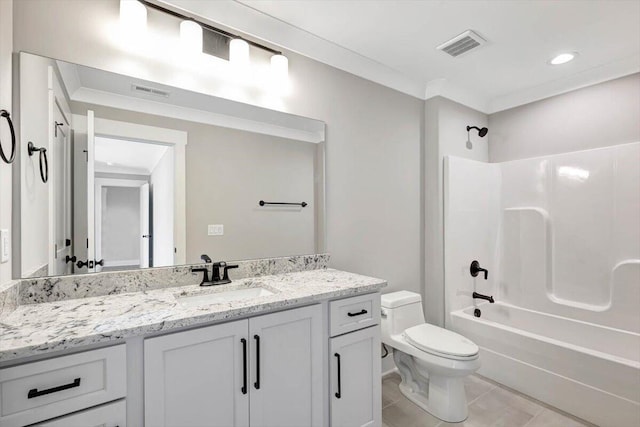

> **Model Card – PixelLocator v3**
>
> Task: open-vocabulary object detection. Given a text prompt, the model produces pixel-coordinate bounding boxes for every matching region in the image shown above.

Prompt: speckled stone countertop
[0,269,386,363]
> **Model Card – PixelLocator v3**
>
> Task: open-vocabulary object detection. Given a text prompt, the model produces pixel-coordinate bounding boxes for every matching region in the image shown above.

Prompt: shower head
[467,125,488,137]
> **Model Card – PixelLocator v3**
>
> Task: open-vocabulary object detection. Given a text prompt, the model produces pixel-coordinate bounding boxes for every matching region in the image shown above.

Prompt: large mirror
[14,52,325,279]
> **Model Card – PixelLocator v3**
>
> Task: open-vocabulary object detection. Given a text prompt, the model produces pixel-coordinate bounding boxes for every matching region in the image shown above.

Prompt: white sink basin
[177,286,275,307]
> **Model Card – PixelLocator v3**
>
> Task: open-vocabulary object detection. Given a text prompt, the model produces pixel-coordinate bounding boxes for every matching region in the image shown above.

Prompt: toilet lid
[403,324,479,358]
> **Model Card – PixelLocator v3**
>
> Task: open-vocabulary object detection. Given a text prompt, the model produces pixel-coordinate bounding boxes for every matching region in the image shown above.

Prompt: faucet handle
[222,264,239,282]
[191,267,210,285]
[470,260,488,280]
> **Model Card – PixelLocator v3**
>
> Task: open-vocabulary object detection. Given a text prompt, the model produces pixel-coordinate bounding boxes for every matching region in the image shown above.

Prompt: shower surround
[444,142,640,426]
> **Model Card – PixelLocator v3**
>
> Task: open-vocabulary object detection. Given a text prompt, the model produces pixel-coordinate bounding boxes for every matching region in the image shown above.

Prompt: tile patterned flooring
[382,372,594,427]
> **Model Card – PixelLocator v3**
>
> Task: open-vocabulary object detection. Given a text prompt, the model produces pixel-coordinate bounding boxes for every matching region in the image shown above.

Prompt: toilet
[381,291,480,423]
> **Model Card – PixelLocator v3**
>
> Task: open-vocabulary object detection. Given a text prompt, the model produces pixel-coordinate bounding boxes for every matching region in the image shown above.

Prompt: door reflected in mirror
[15,52,326,279]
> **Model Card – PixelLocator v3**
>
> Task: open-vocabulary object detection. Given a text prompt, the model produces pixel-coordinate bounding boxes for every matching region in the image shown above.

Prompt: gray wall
[489,73,640,162]
[424,97,488,326]
[73,102,317,264]
[12,0,424,295]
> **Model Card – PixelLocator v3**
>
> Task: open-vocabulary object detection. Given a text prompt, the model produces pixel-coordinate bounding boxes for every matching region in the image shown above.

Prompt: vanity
[0,261,386,426]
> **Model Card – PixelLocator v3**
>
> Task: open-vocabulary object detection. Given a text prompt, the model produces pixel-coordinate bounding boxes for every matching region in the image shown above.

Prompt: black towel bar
[259,200,307,207]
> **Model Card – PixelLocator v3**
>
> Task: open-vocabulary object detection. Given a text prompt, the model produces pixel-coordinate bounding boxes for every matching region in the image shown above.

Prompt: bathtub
[450,303,640,427]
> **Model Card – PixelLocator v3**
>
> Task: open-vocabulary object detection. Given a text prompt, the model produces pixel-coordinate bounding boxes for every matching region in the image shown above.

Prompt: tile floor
[382,372,594,427]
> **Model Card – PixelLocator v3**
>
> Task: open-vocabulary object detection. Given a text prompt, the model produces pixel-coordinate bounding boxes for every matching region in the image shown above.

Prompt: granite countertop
[0,269,386,363]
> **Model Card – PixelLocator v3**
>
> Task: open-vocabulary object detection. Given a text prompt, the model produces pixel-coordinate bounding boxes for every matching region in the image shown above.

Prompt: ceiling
[164,0,640,113]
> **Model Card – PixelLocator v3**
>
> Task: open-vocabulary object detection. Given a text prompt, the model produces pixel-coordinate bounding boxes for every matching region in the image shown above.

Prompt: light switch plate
[208,224,224,236]
[0,229,9,263]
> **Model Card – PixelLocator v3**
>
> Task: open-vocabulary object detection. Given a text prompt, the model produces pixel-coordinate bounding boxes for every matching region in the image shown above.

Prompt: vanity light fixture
[135,1,290,90]
[119,0,147,36]
[549,52,577,65]
[180,20,203,54]
[142,0,289,71]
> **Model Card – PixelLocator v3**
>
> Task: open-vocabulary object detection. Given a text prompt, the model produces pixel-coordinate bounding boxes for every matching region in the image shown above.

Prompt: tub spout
[473,292,494,303]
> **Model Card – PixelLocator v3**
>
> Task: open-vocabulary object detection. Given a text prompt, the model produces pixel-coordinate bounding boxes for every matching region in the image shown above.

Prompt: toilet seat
[403,324,479,360]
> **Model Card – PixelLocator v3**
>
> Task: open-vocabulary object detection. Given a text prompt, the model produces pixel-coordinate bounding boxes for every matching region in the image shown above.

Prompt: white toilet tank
[381,291,426,341]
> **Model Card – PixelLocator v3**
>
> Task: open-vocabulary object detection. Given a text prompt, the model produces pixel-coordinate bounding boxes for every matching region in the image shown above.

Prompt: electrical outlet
[208,224,224,236]
[0,229,9,263]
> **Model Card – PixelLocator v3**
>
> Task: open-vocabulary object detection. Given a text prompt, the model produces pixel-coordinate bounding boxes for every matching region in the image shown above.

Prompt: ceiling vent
[437,30,486,57]
[131,84,170,98]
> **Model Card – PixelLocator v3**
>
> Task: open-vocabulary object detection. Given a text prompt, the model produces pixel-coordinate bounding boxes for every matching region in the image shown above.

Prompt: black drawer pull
[28,377,81,399]
[241,338,248,394]
[254,334,260,390]
[334,353,341,399]
[347,309,368,317]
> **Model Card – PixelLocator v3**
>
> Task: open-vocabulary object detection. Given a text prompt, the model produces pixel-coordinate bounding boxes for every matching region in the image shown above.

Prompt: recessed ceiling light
[549,52,577,65]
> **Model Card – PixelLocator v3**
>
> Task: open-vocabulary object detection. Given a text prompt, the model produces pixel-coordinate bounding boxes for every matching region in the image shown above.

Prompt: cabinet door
[34,399,126,427]
[330,326,381,427]
[144,320,249,427]
[249,305,323,427]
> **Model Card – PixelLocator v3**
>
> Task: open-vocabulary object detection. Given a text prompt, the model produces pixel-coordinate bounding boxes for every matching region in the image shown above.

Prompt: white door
[139,183,150,268]
[330,326,381,427]
[86,110,95,271]
[33,399,125,427]
[249,305,323,427]
[144,319,250,427]
[50,103,72,275]
[73,110,95,273]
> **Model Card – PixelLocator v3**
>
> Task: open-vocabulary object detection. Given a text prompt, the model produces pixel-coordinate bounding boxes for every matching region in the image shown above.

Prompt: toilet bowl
[381,291,480,423]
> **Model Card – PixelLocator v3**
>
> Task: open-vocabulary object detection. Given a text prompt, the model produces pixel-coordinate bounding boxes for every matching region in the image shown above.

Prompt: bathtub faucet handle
[470,260,488,280]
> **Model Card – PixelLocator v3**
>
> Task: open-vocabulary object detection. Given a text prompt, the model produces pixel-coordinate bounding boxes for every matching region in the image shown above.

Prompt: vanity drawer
[33,399,126,427]
[0,344,127,427]
[330,293,380,337]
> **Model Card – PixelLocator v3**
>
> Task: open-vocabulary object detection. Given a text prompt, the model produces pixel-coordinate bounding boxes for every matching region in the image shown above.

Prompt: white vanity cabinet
[0,345,127,427]
[144,319,249,427]
[144,304,323,427]
[329,294,382,427]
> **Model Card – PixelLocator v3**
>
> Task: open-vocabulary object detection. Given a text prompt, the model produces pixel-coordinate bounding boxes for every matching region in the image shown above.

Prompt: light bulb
[180,20,203,54]
[229,38,250,67]
[270,54,288,81]
[120,0,147,36]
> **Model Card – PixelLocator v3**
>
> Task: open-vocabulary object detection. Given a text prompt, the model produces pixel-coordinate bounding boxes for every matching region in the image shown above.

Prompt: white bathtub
[450,303,640,427]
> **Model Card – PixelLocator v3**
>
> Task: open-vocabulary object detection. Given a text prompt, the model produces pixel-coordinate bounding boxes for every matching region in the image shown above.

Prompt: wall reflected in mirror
[15,52,325,279]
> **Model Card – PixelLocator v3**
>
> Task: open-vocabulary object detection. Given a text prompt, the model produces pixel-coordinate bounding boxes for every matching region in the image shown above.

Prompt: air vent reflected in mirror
[131,84,170,98]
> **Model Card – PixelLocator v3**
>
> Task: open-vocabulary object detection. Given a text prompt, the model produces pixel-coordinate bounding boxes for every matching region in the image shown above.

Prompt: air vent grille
[437,30,486,57]
[131,84,170,98]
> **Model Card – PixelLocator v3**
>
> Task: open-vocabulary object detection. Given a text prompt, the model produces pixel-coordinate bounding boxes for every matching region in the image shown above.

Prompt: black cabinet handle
[254,335,260,390]
[241,338,248,394]
[347,309,368,317]
[334,353,341,399]
[28,378,81,399]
